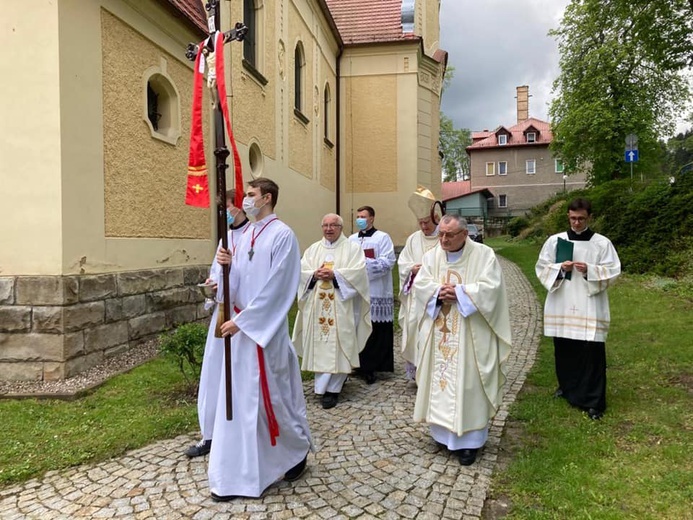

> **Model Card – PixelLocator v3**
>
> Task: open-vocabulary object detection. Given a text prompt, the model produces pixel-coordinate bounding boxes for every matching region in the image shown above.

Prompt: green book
[556,237,574,280]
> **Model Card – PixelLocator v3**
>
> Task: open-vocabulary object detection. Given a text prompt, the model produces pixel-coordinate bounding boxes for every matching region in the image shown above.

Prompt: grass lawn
[486,237,693,520]
[0,357,198,486]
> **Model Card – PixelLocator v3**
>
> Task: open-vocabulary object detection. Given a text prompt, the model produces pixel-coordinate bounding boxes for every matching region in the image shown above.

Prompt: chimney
[516,85,529,123]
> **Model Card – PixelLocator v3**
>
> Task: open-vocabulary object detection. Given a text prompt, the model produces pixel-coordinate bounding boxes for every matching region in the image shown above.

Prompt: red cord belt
[234,306,279,446]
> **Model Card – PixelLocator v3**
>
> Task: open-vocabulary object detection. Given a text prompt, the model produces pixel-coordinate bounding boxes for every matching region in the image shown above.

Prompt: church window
[324,83,333,146]
[143,64,181,146]
[293,42,308,124]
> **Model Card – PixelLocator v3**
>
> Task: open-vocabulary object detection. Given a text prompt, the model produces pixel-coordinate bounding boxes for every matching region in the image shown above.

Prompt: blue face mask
[226,209,235,226]
[356,217,368,230]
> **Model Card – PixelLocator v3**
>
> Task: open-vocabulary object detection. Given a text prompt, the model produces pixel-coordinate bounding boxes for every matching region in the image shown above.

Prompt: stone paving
[0,257,542,520]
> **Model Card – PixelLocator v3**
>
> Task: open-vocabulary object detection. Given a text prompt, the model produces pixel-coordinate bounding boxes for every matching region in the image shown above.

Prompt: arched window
[324,83,332,143]
[294,43,304,112]
[143,62,181,145]
[243,0,257,68]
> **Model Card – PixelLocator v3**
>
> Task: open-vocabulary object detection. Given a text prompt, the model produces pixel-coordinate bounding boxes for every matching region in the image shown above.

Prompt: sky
[439,0,570,133]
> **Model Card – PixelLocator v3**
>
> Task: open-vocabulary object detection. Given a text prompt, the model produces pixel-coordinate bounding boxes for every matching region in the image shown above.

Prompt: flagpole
[187,0,247,421]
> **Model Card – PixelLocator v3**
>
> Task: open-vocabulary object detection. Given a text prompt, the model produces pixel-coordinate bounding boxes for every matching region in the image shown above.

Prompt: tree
[439,114,472,182]
[439,66,472,182]
[549,0,693,185]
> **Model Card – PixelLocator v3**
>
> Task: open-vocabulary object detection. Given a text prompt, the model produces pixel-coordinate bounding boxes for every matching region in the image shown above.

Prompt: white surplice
[535,232,621,341]
[292,235,371,392]
[197,221,250,441]
[398,230,439,370]
[348,230,395,322]
[208,214,312,498]
[413,240,512,440]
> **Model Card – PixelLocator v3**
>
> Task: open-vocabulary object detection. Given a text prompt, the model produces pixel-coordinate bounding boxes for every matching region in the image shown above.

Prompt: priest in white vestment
[535,198,620,420]
[292,214,371,409]
[398,187,441,381]
[211,179,312,500]
[348,205,396,384]
[185,192,250,458]
[413,215,511,466]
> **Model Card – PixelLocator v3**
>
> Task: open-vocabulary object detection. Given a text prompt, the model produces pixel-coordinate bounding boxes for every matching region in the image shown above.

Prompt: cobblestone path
[0,257,542,519]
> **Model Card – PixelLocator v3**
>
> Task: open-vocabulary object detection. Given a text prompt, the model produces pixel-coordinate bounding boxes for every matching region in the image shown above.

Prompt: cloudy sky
[439,0,570,132]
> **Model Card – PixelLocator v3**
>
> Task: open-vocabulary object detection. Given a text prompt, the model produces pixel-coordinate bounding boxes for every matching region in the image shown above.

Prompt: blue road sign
[625,149,639,162]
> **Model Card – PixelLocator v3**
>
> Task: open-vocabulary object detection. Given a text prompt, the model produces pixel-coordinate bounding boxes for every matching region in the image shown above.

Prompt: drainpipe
[335,45,343,215]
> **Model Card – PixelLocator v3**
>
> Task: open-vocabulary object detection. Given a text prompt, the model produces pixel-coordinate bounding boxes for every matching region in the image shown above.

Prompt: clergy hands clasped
[438,283,458,303]
[314,265,335,281]
[561,260,587,274]
[220,319,239,338]
[411,264,422,276]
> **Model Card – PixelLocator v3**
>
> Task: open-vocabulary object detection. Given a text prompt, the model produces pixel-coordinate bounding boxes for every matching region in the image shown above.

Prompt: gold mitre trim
[408,186,436,220]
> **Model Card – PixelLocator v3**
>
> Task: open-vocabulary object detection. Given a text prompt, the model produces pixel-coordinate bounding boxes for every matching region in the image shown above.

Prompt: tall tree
[549,0,693,185]
[439,66,472,182]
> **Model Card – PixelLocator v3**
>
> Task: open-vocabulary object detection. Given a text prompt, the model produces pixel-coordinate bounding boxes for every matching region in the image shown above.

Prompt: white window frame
[498,134,507,145]
[526,159,536,174]
[499,194,508,208]
[485,162,495,176]
[498,161,507,175]
[555,158,564,173]
[526,132,536,143]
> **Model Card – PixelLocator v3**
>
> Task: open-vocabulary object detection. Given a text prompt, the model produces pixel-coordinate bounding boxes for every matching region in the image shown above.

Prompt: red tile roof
[325,0,419,45]
[467,118,552,151]
[164,0,207,34]
[441,181,472,201]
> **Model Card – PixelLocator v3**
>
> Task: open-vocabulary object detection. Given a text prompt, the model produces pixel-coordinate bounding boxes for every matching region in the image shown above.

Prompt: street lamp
[562,174,567,193]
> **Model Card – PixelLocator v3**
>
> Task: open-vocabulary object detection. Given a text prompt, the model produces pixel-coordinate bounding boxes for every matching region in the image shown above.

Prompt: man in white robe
[348,205,396,384]
[211,179,312,500]
[398,188,440,381]
[413,215,511,466]
[292,213,371,409]
[184,191,250,458]
[536,198,620,420]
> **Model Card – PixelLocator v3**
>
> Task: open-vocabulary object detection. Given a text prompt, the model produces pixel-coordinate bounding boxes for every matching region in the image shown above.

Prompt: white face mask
[242,195,266,217]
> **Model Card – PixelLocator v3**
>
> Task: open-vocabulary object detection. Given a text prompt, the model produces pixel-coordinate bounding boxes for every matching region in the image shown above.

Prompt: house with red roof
[0,0,446,380]
[466,86,586,218]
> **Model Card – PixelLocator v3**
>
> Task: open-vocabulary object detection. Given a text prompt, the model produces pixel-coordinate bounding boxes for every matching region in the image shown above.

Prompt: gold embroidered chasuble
[293,235,371,374]
[413,240,512,436]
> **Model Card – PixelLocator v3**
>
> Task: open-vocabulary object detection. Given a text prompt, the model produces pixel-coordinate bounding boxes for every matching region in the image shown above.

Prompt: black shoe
[457,448,479,466]
[587,408,603,420]
[210,492,237,502]
[553,388,564,399]
[321,392,338,409]
[185,439,211,458]
[284,454,308,482]
[365,372,377,385]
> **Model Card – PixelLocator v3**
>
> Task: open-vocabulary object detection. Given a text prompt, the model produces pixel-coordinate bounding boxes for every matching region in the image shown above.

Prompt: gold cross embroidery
[193,184,204,194]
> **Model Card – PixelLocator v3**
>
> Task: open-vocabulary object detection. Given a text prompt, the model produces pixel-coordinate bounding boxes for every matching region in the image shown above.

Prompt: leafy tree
[439,66,472,182]
[549,0,693,185]
[440,113,472,181]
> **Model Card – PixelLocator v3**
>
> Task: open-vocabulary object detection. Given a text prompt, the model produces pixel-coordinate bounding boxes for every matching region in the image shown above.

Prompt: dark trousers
[554,337,607,412]
[358,321,394,373]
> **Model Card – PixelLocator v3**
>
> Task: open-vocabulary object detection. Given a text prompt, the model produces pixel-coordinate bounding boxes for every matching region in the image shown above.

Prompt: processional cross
[186,0,247,421]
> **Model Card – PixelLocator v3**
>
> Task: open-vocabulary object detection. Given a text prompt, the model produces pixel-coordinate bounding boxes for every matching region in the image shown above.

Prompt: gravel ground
[0,340,160,399]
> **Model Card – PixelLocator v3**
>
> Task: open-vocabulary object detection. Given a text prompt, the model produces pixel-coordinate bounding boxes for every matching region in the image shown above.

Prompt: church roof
[324,0,419,45]
[163,0,208,34]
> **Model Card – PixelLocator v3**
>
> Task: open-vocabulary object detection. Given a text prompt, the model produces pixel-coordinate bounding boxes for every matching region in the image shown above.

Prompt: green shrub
[159,322,208,386]
[508,216,530,237]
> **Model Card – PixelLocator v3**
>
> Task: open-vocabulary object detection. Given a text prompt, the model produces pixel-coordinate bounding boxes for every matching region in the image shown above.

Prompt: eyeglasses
[322,224,343,229]
[437,229,465,239]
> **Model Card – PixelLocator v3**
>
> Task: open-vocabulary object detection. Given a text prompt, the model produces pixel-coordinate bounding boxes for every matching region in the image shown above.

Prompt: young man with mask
[535,198,621,420]
[348,205,396,384]
[184,191,249,458]
[210,178,313,500]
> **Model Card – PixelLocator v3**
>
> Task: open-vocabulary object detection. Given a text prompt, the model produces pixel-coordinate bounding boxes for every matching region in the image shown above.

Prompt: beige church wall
[228,0,277,161]
[339,44,433,247]
[287,6,315,179]
[0,2,63,276]
[56,0,214,275]
[418,0,441,56]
